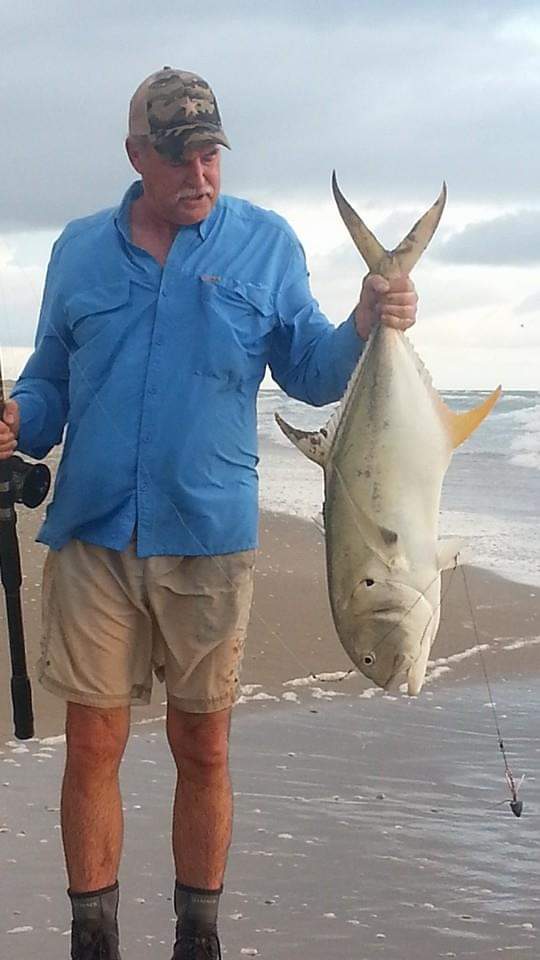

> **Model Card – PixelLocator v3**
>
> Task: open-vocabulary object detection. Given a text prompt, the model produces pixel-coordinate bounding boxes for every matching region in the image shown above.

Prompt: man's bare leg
[166,704,233,890]
[61,703,130,891]
[167,704,232,957]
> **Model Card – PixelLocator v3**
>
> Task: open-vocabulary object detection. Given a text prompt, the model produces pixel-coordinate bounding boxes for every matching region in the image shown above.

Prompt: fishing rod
[0,357,51,740]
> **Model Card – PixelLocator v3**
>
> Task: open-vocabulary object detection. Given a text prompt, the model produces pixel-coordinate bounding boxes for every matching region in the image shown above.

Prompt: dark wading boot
[172,930,222,960]
[71,921,121,959]
[70,883,121,960]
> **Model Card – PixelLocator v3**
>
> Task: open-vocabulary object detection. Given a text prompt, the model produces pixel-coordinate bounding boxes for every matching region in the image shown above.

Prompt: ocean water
[257,388,540,587]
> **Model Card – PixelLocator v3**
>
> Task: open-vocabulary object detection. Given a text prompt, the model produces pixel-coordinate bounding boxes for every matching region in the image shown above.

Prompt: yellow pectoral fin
[440,385,502,449]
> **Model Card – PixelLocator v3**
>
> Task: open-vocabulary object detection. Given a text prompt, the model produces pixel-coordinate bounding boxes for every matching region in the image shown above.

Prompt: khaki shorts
[38,538,255,713]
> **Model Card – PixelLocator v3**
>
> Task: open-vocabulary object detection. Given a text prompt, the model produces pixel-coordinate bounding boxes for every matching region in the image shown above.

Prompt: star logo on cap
[183,98,199,118]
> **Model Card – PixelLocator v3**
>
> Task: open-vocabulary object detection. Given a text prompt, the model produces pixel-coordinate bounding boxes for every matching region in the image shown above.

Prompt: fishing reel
[9,455,51,509]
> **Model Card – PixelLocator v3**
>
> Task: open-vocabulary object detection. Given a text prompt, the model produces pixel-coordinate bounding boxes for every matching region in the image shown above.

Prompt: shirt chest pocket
[198,276,276,384]
[66,282,131,349]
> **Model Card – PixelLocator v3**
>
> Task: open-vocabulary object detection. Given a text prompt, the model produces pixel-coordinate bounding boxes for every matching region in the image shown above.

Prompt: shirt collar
[114,180,220,243]
[114,180,143,243]
[198,199,220,239]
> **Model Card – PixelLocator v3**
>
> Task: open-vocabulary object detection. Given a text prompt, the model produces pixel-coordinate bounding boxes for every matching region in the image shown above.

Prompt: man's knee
[167,706,231,784]
[65,702,130,775]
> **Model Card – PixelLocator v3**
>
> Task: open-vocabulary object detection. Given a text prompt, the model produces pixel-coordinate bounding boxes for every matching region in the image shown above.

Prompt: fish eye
[363,653,376,666]
[364,579,375,587]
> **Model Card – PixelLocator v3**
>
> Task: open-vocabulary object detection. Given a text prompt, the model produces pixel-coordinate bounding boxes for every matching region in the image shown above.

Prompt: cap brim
[151,127,231,163]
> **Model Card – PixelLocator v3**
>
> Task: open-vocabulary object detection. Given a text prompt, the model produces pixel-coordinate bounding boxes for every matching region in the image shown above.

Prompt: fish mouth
[382,609,436,695]
[353,586,438,695]
[382,653,411,692]
[383,659,421,695]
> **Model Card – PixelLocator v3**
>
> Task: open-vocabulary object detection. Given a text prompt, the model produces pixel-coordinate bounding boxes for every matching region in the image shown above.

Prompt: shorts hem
[38,672,152,708]
[167,688,238,714]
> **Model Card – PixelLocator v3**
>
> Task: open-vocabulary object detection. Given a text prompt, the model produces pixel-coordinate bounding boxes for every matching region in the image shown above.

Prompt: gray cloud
[5,0,536,33]
[434,210,540,265]
[1,2,540,233]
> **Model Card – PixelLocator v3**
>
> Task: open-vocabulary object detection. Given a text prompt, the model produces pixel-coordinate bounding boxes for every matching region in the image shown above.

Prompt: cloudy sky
[1,0,539,388]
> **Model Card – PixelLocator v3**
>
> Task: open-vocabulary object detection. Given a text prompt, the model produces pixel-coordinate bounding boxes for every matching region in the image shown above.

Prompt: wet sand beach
[1,510,539,958]
[1,687,539,959]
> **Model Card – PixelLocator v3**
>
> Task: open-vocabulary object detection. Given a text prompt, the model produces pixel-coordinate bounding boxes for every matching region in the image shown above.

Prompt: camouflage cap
[128,66,230,163]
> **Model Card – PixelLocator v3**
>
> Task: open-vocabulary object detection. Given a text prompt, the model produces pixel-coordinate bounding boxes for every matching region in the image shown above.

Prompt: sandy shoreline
[0,509,539,741]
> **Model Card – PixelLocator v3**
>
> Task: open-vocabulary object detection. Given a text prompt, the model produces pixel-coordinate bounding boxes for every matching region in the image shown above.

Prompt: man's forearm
[11,380,68,459]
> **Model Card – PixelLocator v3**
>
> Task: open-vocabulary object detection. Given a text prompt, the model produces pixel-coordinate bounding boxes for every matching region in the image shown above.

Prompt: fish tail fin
[392,183,447,274]
[332,172,387,272]
[332,173,446,277]
[274,413,330,467]
[441,386,502,449]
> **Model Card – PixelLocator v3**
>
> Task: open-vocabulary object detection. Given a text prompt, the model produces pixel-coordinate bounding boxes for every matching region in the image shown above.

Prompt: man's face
[127,139,221,227]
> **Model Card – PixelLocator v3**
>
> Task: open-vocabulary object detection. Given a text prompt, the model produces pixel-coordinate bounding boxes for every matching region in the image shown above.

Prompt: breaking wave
[504,401,540,472]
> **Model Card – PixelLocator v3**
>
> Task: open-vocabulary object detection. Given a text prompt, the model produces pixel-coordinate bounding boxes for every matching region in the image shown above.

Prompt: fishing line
[335,447,525,812]
[319,478,525,816]
[459,563,524,816]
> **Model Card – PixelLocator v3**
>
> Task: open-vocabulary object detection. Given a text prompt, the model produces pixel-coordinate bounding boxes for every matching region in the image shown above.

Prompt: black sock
[69,882,119,928]
[174,881,222,936]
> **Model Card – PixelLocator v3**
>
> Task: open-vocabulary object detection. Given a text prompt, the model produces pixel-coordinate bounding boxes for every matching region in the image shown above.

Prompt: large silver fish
[276,177,500,695]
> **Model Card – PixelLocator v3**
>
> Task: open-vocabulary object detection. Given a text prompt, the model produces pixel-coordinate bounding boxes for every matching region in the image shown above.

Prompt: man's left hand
[354,274,418,341]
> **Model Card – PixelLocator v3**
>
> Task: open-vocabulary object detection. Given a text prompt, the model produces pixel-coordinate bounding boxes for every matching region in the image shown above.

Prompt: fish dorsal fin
[438,387,502,449]
[389,332,502,451]
[274,413,333,466]
[332,173,447,278]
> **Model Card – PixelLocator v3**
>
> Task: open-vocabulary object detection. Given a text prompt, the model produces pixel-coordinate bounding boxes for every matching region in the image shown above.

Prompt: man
[0,68,417,959]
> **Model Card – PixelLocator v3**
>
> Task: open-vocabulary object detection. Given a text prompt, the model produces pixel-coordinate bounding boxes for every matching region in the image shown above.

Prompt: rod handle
[11,675,34,740]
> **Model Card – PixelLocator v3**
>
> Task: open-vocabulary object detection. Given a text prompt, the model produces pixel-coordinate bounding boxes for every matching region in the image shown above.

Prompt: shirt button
[155,337,163,346]
[149,386,157,396]
[160,288,168,298]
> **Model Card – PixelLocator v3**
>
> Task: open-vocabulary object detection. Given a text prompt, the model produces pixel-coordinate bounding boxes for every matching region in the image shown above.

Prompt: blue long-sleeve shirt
[12,181,364,556]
